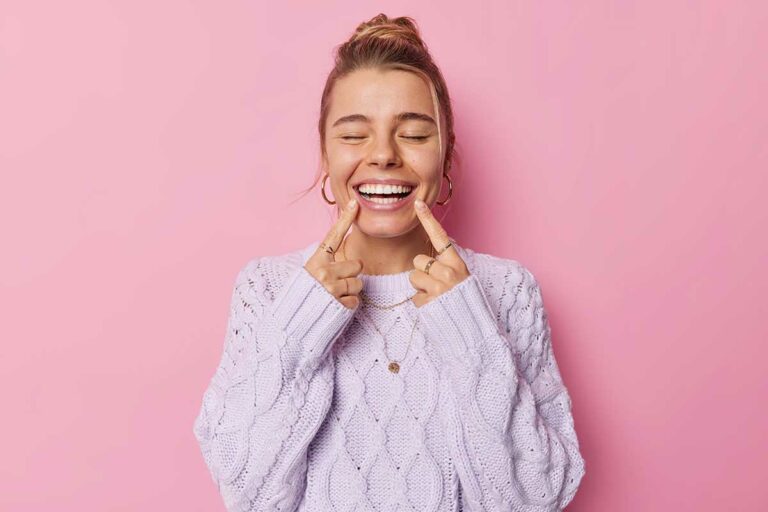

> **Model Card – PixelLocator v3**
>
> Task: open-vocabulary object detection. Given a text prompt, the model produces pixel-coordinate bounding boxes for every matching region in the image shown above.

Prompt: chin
[356,216,417,239]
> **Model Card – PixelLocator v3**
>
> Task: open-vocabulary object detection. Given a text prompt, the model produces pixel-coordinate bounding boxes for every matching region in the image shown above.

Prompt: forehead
[328,68,434,121]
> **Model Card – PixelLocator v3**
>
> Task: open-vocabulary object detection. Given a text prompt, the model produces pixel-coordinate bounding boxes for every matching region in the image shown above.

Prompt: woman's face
[323,67,444,239]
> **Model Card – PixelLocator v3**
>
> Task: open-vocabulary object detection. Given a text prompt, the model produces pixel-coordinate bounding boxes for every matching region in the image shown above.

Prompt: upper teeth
[358,184,413,194]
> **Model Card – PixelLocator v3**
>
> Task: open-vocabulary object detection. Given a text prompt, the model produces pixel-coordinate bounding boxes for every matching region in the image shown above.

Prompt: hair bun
[349,13,426,49]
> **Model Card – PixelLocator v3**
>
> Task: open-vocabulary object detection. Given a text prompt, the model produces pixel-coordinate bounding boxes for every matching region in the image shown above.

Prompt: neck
[339,225,433,275]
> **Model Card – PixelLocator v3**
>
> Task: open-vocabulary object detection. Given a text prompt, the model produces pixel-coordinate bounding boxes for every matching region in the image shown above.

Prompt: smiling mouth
[354,184,415,204]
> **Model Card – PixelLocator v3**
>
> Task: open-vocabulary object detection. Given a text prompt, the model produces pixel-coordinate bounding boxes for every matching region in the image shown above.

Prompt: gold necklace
[340,236,431,373]
[359,306,418,374]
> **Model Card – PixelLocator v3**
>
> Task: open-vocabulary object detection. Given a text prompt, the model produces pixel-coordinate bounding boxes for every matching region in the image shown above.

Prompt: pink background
[2,1,766,510]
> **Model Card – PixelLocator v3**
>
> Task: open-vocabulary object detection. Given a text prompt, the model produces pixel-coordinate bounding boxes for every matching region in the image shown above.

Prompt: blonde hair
[294,13,459,209]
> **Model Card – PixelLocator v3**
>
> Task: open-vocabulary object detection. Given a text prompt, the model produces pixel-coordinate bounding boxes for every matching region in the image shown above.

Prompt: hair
[292,13,459,212]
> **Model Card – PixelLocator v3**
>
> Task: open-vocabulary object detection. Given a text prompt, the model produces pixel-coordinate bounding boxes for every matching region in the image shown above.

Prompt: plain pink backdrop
[1,1,766,510]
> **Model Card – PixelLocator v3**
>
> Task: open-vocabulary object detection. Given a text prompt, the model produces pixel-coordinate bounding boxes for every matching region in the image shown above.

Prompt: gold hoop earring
[321,173,336,205]
[436,173,453,206]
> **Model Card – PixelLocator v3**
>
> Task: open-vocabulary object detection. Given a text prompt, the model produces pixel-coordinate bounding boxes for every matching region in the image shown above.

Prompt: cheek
[327,147,362,184]
[406,156,442,185]
[402,145,442,175]
[330,144,362,163]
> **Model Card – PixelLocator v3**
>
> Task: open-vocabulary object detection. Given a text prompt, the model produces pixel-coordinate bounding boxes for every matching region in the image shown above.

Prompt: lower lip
[354,187,416,212]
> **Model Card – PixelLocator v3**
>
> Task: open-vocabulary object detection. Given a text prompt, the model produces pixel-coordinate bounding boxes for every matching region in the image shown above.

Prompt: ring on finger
[320,242,335,254]
[437,241,453,255]
[424,257,437,275]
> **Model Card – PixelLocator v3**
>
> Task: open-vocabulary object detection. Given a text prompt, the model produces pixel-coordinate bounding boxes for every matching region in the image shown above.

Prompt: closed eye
[339,135,429,141]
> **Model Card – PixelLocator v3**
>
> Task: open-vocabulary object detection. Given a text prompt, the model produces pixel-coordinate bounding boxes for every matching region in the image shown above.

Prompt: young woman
[193,13,585,512]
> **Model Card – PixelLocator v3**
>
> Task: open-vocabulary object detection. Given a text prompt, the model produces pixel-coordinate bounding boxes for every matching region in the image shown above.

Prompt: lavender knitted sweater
[193,239,585,511]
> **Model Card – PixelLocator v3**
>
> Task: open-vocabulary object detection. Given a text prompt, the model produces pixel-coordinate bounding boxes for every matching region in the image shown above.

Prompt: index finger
[414,199,460,262]
[316,198,359,261]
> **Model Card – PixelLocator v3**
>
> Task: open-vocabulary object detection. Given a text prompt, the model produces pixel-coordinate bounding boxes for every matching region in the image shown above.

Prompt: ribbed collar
[300,238,466,296]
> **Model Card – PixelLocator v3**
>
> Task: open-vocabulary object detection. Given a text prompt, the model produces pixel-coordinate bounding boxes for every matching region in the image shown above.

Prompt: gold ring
[424,258,436,274]
[437,241,453,255]
[319,242,335,254]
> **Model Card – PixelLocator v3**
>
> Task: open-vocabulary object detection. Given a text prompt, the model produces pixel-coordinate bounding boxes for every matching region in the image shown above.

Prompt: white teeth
[357,183,413,195]
[367,196,401,204]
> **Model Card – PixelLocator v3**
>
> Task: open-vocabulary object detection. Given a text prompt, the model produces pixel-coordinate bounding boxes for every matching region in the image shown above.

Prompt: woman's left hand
[410,199,471,308]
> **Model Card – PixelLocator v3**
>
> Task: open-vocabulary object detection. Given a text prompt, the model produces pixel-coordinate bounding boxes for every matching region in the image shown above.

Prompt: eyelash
[341,136,428,141]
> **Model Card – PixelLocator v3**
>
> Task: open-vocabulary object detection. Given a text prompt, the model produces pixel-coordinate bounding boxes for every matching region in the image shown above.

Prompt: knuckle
[328,282,342,296]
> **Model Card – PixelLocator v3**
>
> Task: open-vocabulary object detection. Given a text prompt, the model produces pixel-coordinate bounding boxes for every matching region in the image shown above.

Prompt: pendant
[388,361,400,373]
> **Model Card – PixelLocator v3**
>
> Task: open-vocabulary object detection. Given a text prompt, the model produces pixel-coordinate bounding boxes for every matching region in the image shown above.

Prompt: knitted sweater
[193,239,586,512]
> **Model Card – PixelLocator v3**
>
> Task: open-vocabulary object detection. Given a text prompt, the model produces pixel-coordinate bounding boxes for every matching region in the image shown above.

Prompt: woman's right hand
[303,199,364,310]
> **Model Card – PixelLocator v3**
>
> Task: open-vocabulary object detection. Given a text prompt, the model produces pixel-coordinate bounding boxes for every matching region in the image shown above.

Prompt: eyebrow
[331,112,436,127]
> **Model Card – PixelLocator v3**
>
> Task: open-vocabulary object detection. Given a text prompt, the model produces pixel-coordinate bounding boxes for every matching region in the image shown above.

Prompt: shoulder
[458,245,553,371]
[458,243,546,334]
[459,244,542,305]
[231,242,314,305]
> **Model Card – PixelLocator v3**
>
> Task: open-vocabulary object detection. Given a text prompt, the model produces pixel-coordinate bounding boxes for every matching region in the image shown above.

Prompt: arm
[193,258,356,512]
[417,265,586,511]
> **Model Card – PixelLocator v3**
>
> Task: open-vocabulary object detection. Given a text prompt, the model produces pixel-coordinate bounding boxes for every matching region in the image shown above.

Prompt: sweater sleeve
[417,266,586,511]
[193,258,356,512]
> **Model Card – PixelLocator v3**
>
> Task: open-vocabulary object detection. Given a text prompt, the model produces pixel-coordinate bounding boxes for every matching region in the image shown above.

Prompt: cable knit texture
[193,240,586,511]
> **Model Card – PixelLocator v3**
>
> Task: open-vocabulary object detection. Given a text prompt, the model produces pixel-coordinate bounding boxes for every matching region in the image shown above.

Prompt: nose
[366,135,401,170]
